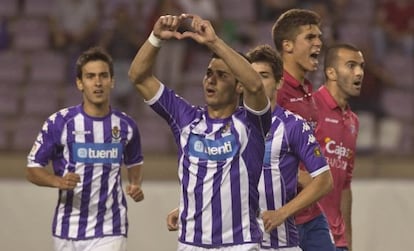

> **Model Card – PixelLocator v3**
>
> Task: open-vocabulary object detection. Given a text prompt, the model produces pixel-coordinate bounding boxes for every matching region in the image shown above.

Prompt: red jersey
[313,86,359,247]
[276,70,324,225]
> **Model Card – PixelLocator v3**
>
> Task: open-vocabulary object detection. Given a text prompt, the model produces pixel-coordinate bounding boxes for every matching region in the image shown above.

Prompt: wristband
[148,31,163,48]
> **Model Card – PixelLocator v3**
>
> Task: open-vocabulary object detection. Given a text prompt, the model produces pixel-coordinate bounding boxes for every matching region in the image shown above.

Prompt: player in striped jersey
[26,47,144,251]
[166,45,333,250]
[129,14,271,250]
[246,45,333,251]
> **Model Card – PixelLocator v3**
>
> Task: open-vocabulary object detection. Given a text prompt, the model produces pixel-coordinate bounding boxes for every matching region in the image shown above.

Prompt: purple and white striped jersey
[147,84,271,248]
[27,104,143,240]
[258,106,329,249]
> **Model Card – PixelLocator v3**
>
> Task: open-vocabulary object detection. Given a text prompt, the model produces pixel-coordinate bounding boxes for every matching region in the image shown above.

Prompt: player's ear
[76,78,84,91]
[236,82,243,94]
[282,40,293,53]
[325,67,337,81]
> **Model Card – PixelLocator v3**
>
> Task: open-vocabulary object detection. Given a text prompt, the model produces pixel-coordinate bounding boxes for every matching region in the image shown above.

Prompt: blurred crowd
[0,0,413,154]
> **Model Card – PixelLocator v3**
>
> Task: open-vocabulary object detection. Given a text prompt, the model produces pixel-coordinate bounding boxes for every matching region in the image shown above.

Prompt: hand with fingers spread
[59,172,80,190]
[126,184,144,202]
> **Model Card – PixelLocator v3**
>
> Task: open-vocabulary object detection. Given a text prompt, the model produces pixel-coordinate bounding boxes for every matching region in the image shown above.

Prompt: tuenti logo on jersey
[73,143,123,164]
[188,134,238,161]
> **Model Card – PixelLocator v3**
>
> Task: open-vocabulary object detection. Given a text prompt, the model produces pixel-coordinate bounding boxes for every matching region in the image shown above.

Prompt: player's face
[251,62,280,103]
[76,60,114,108]
[291,25,322,73]
[202,58,240,109]
[334,49,365,98]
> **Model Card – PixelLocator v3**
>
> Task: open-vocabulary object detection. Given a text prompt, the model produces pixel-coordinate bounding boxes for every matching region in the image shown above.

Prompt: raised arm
[180,14,269,111]
[128,15,185,100]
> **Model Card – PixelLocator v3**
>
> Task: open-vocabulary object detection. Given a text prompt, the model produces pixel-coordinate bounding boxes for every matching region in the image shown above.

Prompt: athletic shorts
[260,246,302,251]
[53,236,127,251]
[297,214,335,251]
[177,242,260,251]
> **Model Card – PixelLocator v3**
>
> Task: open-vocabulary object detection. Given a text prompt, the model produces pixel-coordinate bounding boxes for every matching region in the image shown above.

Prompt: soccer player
[314,44,364,251]
[165,44,333,251]
[272,8,335,251]
[246,44,333,251]
[128,14,271,250]
[26,47,144,251]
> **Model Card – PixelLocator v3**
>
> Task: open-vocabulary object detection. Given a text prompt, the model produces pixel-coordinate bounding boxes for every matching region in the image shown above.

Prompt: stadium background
[0,0,413,250]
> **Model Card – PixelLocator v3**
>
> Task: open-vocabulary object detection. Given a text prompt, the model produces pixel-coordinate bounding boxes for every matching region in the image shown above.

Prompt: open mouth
[310,53,319,59]
[353,81,362,87]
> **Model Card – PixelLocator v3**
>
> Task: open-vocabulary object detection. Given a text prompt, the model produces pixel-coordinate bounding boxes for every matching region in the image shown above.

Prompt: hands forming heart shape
[153,13,218,45]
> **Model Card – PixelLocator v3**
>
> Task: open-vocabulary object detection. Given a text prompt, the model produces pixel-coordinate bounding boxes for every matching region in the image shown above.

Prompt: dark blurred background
[0,0,413,179]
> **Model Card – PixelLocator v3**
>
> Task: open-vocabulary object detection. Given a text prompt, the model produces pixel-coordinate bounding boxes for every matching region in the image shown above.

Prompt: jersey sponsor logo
[289,97,304,102]
[324,117,339,124]
[325,138,353,159]
[188,134,239,161]
[73,143,123,163]
[72,130,92,135]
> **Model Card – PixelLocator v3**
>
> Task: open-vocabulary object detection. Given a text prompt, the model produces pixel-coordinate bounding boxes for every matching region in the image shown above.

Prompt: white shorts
[177,242,260,251]
[53,236,127,251]
[260,246,302,251]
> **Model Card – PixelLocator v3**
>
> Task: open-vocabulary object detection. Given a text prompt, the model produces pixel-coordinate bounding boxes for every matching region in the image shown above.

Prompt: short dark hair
[272,9,321,53]
[76,47,114,80]
[324,43,361,71]
[246,44,283,83]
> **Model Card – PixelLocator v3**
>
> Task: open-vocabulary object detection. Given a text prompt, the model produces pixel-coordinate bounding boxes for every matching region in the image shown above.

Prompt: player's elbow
[25,168,36,184]
[323,170,334,195]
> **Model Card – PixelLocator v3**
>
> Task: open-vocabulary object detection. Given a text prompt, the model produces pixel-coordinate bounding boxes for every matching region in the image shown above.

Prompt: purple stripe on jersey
[60,118,76,238]
[112,169,122,234]
[77,118,94,238]
[94,164,110,236]
[230,156,243,243]
[179,156,191,242]
[211,163,224,244]
[193,161,207,243]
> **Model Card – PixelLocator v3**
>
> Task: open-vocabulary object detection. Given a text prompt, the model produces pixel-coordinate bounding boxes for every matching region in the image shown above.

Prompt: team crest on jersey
[221,122,232,133]
[112,126,121,140]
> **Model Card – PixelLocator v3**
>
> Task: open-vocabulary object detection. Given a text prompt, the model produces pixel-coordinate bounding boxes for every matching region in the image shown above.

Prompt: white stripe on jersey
[220,157,233,243]
[184,155,198,243]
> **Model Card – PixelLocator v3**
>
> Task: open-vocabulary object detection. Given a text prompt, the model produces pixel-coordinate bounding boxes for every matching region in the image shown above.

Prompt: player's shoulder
[275,106,307,124]
[47,105,78,123]
[111,108,138,126]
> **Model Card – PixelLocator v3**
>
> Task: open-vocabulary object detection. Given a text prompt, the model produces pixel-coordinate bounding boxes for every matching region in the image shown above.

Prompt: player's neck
[284,64,306,86]
[82,102,110,118]
[326,84,348,110]
[207,104,237,119]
